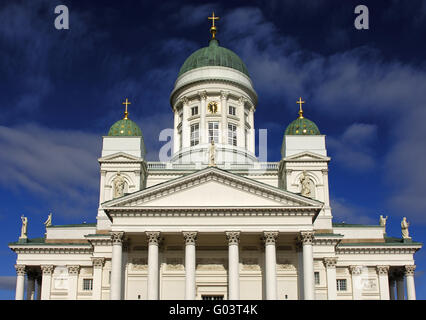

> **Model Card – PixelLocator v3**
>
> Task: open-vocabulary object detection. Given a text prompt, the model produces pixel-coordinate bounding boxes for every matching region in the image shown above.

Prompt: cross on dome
[208,12,220,39]
[122,98,131,119]
[297,97,305,119]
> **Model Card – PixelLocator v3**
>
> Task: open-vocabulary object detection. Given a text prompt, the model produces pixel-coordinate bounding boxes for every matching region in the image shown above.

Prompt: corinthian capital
[183,231,198,245]
[179,96,189,106]
[146,231,161,245]
[226,231,240,245]
[405,265,416,276]
[349,265,363,275]
[110,231,124,244]
[14,264,26,276]
[220,90,229,100]
[198,91,207,100]
[323,257,337,269]
[300,231,314,245]
[41,265,54,275]
[67,265,80,275]
[263,231,279,245]
[91,257,105,268]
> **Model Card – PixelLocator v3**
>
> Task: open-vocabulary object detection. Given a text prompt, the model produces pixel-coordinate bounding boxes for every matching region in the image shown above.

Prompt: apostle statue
[113,172,125,198]
[379,215,388,227]
[20,215,28,239]
[300,171,312,198]
[44,213,52,228]
[208,139,216,166]
[401,217,411,239]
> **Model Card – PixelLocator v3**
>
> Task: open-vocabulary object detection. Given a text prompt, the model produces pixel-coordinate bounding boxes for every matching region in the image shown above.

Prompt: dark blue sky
[1,0,426,299]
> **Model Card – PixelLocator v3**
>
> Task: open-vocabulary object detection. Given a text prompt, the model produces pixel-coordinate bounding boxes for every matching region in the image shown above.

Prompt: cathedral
[9,14,421,300]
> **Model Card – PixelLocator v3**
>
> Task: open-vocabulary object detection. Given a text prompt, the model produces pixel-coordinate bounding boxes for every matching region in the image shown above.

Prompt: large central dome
[178,39,249,78]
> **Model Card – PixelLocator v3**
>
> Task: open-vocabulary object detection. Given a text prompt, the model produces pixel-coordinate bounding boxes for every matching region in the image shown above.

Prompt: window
[245,128,248,148]
[228,124,237,146]
[191,106,199,116]
[314,272,320,285]
[229,106,236,116]
[83,279,93,291]
[208,122,219,143]
[202,295,224,300]
[336,279,347,291]
[178,129,182,149]
[190,123,200,146]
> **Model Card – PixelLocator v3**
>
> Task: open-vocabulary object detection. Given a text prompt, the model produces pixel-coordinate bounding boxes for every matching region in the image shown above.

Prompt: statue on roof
[401,217,411,239]
[113,171,126,198]
[44,213,52,228]
[379,215,388,227]
[20,215,28,239]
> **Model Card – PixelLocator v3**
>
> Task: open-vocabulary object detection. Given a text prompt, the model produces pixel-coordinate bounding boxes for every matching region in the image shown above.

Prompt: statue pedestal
[403,238,412,243]
[18,237,28,244]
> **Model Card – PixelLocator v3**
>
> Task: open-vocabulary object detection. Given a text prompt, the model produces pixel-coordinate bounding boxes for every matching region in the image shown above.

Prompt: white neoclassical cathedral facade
[9,19,421,301]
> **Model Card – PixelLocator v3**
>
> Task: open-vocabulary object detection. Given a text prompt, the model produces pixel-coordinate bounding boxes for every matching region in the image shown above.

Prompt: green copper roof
[108,118,142,137]
[285,117,320,136]
[178,39,249,77]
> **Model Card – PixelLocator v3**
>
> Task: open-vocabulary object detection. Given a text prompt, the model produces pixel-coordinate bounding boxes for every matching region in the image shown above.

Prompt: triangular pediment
[98,152,143,163]
[284,151,330,162]
[102,167,323,209]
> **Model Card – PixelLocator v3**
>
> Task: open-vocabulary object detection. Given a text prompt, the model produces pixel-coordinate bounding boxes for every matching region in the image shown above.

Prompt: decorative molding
[277,264,297,271]
[11,246,92,255]
[198,91,207,101]
[15,264,26,276]
[323,257,337,269]
[405,265,416,276]
[183,231,198,245]
[196,258,226,271]
[349,265,363,275]
[226,231,240,245]
[165,258,184,271]
[41,265,54,275]
[376,265,389,275]
[300,231,314,245]
[146,232,161,245]
[220,90,230,100]
[262,231,279,245]
[131,258,148,271]
[241,258,260,271]
[336,246,420,255]
[110,231,124,244]
[91,257,105,268]
[67,265,80,275]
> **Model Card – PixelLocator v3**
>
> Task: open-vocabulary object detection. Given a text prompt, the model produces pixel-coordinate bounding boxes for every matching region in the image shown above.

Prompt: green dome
[178,39,249,77]
[284,117,320,136]
[108,118,142,136]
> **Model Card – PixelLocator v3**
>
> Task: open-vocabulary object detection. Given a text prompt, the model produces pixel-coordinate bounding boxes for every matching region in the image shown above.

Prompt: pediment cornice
[283,151,330,162]
[98,152,144,163]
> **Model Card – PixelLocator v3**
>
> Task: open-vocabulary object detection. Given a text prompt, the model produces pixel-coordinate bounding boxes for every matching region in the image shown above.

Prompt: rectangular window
[229,106,236,116]
[191,106,199,116]
[202,295,224,300]
[336,279,347,291]
[228,124,237,146]
[208,122,219,143]
[83,279,93,291]
[314,272,320,285]
[190,123,200,146]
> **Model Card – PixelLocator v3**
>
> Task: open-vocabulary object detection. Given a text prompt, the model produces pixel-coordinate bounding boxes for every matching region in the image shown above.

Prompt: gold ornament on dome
[207,101,219,114]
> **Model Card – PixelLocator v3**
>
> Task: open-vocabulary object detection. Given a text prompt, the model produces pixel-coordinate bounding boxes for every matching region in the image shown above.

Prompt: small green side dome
[108,118,142,136]
[284,117,320,136]
[178,39,249,77]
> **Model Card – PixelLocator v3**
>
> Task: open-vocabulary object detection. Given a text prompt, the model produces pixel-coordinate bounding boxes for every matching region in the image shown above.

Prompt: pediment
[102,167,323,209]
[284,151,330,162]
[98,152,143,163]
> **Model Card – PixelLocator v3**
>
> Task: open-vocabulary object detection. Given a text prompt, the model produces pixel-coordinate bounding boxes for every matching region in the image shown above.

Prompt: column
[173,107,179,154]
[396,271,405,300]
[14,265,26,300]
[238,96,246,151]
[110,231,124,300]
[26,270,36,300]
[92,258,105,300]
[301,231,315,300]
[36,276,42,300]
[183,232,197,300]
[181,96,189,148]
[389,277,396,300]
[248,106,255,153]
[376,266,390,300]
[147,231,161,300]
[324,258,337,300]
[40,265,54,300]
[349,266,362,300]
[220,91,229,145]
[99,170,107,203]
[67,265,80,300]
[296,243,304,300]
[263,231,278,300]
[405,265,416,300]
[226,231,240,300]
[198,91,207,144]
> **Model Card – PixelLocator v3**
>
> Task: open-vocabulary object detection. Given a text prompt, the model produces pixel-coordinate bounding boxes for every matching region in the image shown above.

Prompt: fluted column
[405,265,416,300]
[226,231,240,300]
[110,231,124,300]
[67,265,80,300]
[183,232,197,300]
[263,231,278,300]
[301,231,315,300]
[14,265,26,300]
[324,258,337,300]
[40,265,54,300]
[377,266,390,300]
[349,266,363,300]
[147,231,161,300]
[92,258,105,300]
[26,270,36,300]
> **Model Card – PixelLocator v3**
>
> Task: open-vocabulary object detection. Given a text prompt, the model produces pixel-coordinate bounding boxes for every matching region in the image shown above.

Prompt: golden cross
[122,98,131,119]
[297,97,305,118]
[208,12,220,39]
